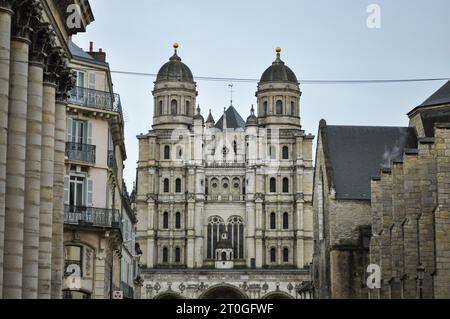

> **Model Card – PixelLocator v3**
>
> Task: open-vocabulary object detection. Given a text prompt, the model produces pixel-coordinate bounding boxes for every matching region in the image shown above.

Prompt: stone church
[136,44,315,299]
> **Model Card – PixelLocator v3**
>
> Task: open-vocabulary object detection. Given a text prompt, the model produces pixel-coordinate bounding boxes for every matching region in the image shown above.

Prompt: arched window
[227,216,244,259]
[164,145,170,160]
[263,101,268,115]
[163,212,169,229]
[282,178,289,193]
[276,100,283,115]
[283,248,289,263]
[176,146,183,160]
[159,100,164,115]
[175,178,182,193]
[283,212,289,230]
[270,248,276,263]
[175,247,181,263]
[221,251,227,261]
[270,212,276,230]
[185,100,190,115]
[207,217,225,259]
[270,178,276,193]
[282,146,289,160]
[162,247,168,263]
[163,178,170,193]
[291,101,295,116]
[171,99,178,115]
[175,212,181,229]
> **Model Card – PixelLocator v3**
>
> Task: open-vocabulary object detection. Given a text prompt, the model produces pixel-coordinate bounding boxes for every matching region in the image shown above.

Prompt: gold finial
[173,42,179,49]
[275,47,282,53]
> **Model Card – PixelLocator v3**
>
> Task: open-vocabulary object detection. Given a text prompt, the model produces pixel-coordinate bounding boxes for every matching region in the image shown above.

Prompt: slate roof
[421,108,450,137]
[156,51,194,82]
[215,105,246,130]
[321,123,418,200]
[260,54,298,84]
[69,41,107,66]
[418,80,450,108]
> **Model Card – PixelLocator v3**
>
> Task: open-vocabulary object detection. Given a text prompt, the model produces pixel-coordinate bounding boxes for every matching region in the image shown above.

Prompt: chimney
[89,41,93,52]
[87,42,107,63]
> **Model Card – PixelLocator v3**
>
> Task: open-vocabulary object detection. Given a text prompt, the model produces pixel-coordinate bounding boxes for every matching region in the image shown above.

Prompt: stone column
[22,24,51,298]
[0,0,13,299]
[51,69,72,299]
[3,1,37,298]
[38,58,58,298]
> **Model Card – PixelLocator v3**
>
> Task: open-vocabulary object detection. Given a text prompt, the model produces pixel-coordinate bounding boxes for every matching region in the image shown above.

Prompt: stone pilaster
[51,68,73,299]
[0,0,14,299]
[22,22,53,299]
[3,0,40,299]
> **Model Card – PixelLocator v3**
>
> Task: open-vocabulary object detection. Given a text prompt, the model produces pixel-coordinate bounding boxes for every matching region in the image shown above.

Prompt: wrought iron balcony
[120,281,134,299]
[68,86,122,114]
[65,142,96,164]
[107,150,118,177]
[64,205,122,230]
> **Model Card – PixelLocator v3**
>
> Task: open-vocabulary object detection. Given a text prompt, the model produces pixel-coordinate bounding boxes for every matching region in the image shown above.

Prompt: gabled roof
[69,41,108,66]
[421,108,450,137]
[321,123,418,200]
[215,105,246,130]
[418,80,450,108]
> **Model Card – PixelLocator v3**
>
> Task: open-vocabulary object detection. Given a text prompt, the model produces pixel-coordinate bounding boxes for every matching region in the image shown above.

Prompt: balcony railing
[205,194,246,202]
[65,142,96,164]
[107,150,118,177]
[68,86,122,115]
[120,281,134,299]
[64,205,122,229]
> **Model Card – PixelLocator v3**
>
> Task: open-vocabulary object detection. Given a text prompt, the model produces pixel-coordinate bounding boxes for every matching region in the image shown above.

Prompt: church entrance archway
[155,292,185,299]
[199,284,248,299]
[262,291,294,299]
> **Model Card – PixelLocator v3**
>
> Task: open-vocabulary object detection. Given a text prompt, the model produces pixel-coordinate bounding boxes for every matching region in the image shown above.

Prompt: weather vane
[228,83,234,106]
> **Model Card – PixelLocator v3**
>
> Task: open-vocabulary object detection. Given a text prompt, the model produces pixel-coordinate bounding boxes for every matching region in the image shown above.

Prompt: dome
[193,105,204,121]
[156,45,194,82]
[246,105,258,126]
[260,48,298,84]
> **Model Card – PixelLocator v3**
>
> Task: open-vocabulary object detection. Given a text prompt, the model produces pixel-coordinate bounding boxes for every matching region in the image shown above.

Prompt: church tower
[256,47,302,128]
[152,43,198,129]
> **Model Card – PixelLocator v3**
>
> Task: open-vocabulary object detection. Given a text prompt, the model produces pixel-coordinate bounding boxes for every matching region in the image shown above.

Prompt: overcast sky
[73,0,450,190]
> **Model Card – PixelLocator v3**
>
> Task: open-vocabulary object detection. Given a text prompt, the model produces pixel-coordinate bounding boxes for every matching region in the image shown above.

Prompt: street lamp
[417,264,426,299]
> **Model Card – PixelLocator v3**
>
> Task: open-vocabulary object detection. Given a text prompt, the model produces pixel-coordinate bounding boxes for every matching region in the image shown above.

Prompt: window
[269,145,276,160]
[175,178,182,193]
[227,216,244,259]
[159,100,164,115]
[185,100,190,115]
[282,178,289,193]
[69,176,85,207]
[270,248,276,263]
[163,212,169,229]
[283,213,289,230]
[175,212,181,229]
[276,100,283,115]
[163,179,170,193]
[221,251,227,261]
[164,145,170,160]
[162,247,168,263]
[171,99,178,115]
[175,247,181,263]
[74,71,85,102]
[71,120,86,144]
[176,146,183,160]
[270,213,276,230]
[283,248,289,263]
[270,178,276,193]
[263,101,268,115]
[207,217,225,259]
[282,146,289,160]
[291,101,295,115]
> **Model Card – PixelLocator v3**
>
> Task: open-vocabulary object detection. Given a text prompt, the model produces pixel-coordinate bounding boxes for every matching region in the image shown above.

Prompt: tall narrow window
[291,101,295,116]
[270,248,276,263]
[282,146,289,160]
[282,178,289,193]
[270,178,276,193]
[270,213,276,230]
[185,100,190,115]
[159,100,164,115]
[227,216,244,259]
[175,178,182,193]
[283,248,289,263]
[207,217,225,259]
[283,212,289,230]
[263,101,268,115]
[164,145,170,160]
[276,100,283,115]
[163,179,170,193]
[175,247,181,263]
[269,145,276,160]
[175,212,181,229]
[171,99,178,115]
[162,247,168,263]
[163,212,169,229]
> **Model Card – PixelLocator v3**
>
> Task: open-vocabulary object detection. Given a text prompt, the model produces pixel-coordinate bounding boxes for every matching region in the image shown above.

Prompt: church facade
[136,44,314,299]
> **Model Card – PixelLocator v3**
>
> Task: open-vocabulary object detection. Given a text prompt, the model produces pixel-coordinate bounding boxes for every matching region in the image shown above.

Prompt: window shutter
[88,73,96,90]
[64,176,70,205]
[86,178,94,207]
[87,122,93,145]
[67,118,73,142]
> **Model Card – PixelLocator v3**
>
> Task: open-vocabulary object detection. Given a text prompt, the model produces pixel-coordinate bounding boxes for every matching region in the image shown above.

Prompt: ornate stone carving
[29,22,55,64]
[43,47,66,85]
[56,68,76,102]
[0,0,14,14]
[11,0,42,41]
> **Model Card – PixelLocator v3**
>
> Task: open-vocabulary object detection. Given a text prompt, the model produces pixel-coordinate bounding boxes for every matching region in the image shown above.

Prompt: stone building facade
[62,41,140,299]
[0,0,94,299]
[136,45,315,299]
[312,80,450,299]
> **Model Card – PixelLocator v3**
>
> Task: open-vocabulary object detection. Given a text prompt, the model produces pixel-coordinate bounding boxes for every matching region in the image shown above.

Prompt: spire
[169,42,181,61]
[206,109,215,124]
[196,104,201,115]
[250,104,255,116]
[222,107,227,131]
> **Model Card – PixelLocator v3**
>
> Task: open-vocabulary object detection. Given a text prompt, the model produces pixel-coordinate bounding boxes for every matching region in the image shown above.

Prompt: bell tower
[152,43,198,129]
